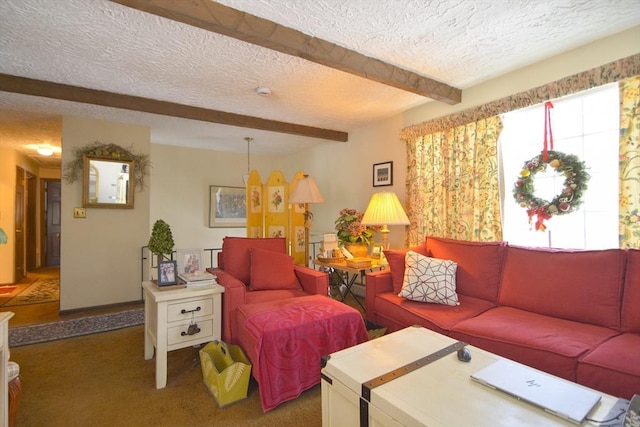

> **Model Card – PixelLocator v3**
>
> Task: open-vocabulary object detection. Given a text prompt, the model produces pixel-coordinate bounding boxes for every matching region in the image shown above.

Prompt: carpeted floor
[0,278,60,307]
[10,324,323,426]
[9,307,144,347]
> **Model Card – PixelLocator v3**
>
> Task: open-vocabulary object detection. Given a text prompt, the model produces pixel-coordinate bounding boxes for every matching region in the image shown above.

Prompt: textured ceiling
[0,0,638,167]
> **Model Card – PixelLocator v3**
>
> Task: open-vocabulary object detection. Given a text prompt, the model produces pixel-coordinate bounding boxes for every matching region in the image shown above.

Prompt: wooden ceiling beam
[0,74,348,142]
[110,0,461,105]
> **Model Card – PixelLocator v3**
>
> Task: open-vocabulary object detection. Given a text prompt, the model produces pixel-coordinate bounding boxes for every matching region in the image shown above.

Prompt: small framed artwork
[157,260,178,286]
[209,185,247,228]
[371,244,384,259]
[373,161,393,187]
[176,248,203,275]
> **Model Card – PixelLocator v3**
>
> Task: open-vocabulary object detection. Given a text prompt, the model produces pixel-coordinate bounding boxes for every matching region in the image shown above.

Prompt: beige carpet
[10,325,322,426]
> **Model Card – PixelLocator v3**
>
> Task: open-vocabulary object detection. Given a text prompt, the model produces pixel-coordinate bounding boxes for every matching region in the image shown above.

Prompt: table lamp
[361,191,410,250]
[289,175,325,266]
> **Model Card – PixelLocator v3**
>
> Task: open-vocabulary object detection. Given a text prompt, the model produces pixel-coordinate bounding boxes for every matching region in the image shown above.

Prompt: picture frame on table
[176,248,204,276]
[373,161,393,187]
[209,185,246,228]
[371,244,384,259]
[157,260,178,286]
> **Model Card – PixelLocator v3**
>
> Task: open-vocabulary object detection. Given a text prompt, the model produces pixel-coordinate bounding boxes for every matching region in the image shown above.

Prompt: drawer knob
[180,306,201,314]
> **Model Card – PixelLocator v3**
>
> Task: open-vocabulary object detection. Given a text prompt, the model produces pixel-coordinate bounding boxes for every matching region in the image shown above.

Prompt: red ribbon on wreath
[527,207,551,232]
[542,101,554,161]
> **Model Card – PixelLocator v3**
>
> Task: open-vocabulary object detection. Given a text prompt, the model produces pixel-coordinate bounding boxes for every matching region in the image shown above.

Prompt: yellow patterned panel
[246,170,263,238]
[264,171,289,246]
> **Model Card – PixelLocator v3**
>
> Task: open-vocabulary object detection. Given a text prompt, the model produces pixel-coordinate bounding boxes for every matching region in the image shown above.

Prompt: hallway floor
[0,267,142,328]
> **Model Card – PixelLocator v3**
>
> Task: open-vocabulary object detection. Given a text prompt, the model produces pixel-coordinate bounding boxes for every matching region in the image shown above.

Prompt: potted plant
[148,219,175,262]
[334,208,380,257]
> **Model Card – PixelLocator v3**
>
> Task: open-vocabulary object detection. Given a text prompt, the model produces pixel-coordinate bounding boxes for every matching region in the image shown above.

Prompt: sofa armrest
[294,265,329,296]
[365,270,393,315]
[208,268,246,343]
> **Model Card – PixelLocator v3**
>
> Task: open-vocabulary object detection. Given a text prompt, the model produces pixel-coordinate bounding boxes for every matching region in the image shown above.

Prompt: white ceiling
[0,0,638,168]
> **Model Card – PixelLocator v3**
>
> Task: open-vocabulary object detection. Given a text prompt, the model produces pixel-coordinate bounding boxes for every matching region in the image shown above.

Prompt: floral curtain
[402,54,639,247]
[405,116,502,245]
[619,76,640,248]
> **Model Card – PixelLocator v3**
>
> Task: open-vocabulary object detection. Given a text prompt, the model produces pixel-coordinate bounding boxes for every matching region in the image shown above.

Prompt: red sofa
[365,236,640,399]
[207,237,329,343]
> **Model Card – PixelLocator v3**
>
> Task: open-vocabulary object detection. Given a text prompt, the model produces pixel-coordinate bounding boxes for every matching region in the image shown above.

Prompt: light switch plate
[73,207,86,218]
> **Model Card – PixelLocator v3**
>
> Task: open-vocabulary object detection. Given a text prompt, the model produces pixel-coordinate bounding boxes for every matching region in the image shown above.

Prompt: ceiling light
[37,145,54,156]
[255,86,271,96]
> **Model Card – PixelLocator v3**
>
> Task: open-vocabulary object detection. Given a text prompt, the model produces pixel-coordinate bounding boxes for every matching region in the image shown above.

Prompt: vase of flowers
[334,208,380,257]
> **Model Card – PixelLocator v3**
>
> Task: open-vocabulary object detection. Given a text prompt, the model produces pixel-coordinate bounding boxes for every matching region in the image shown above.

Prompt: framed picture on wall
[157,260,178,286]
[373,161,393,187]
[209,185,247,228]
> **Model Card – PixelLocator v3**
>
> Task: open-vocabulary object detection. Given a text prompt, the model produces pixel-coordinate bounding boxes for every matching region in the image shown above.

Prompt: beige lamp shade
[289,175,324,267]
[289,175,325,204]
[361,192,410,226]
[361,191,409,250]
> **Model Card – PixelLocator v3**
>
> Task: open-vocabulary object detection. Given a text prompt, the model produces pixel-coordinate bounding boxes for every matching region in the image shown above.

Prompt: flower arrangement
[334,208,380,246]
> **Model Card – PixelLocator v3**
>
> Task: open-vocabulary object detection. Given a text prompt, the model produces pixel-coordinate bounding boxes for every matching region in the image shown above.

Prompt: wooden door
[26,171,37,271]
[45,180,61,267]
[14,167,25,281]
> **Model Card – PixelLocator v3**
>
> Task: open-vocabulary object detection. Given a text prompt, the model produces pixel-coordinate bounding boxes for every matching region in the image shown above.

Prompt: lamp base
[380,226,390,250]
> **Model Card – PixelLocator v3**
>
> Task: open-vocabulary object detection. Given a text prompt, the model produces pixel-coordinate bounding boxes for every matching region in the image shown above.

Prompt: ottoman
[235,294,368,411]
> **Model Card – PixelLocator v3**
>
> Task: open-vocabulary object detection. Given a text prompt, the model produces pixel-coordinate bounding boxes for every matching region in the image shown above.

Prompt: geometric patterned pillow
[398,251,460,306]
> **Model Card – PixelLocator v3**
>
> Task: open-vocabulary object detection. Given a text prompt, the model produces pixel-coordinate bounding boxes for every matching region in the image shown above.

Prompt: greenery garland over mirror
[63,141,151,191]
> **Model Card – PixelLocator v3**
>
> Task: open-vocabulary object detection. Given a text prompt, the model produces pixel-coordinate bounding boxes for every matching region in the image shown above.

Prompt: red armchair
[207,237,329,343]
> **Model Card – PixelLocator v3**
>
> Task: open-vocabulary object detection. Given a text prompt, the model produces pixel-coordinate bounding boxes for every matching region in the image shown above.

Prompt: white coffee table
[321,325,619,426]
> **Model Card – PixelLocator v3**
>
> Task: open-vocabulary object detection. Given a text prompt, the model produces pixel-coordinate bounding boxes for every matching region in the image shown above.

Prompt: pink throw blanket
[236,295,368,411]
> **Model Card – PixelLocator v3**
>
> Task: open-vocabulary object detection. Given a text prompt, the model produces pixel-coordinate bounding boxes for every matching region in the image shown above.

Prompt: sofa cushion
[221,237,286,286]
[399,251,459,306]
[622,249,640,333]
[425,236,505,303]
[577,333,640,399]
[450,306,619,381]
[373,293,495,335]
[383,244,428,294]
[249,247,301,291]
[498,246,625,329]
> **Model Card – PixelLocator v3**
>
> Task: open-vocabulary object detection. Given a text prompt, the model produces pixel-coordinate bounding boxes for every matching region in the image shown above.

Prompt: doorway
[42,180,61,267]
[5,171,62,326]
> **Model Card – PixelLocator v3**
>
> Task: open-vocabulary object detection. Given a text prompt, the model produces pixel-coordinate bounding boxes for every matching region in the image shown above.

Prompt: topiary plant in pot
[148,219,175,262]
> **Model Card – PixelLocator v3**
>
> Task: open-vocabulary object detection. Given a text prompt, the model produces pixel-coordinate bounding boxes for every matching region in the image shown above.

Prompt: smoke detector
[255,86,271,96]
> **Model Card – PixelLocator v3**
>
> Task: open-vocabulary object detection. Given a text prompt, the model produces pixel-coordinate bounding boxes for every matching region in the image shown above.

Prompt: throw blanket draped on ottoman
[236,295,368,411]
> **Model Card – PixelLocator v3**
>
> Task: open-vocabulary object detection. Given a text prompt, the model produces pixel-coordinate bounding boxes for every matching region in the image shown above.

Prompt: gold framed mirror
[83,156,134,208]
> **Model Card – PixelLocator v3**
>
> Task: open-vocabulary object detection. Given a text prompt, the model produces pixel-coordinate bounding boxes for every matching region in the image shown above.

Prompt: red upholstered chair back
[220,237,287,285]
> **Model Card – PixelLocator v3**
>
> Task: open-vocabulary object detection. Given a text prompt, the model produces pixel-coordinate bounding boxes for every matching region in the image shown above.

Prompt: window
[500,84,619,249]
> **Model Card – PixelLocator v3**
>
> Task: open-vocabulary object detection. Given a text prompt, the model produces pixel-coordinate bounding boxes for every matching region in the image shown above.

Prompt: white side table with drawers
[142,281,224,389]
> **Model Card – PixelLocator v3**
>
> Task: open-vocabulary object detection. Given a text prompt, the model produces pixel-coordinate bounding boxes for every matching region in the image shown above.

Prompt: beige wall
[0,148,18,284]
[60,116,150,310]
[148,144,282,260]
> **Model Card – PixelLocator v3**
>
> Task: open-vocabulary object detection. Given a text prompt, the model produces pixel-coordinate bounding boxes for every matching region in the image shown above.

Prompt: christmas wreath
[513,150,590,231]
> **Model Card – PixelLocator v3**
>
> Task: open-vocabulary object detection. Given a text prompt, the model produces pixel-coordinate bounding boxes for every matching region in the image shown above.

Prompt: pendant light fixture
[242,137,253,185]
